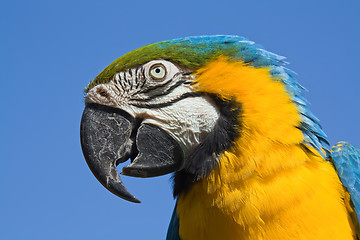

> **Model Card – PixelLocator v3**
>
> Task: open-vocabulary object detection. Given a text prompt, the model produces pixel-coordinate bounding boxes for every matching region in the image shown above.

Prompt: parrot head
[80,35,327,203]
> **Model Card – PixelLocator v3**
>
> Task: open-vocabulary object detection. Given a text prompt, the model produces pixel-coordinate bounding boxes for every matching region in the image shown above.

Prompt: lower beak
[80,104,184,203]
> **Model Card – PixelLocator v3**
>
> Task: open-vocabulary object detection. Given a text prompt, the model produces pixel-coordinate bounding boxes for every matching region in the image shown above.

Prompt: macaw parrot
[80,35,360,239]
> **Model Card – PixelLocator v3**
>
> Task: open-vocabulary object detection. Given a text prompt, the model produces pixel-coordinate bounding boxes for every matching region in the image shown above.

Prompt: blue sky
[1,0,359,239]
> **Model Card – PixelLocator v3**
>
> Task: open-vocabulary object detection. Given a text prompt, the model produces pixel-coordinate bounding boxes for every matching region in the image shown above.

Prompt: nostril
[97,87,109,98]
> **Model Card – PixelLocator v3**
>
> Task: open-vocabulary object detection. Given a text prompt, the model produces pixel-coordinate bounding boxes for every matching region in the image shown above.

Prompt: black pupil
[155,68,161,73]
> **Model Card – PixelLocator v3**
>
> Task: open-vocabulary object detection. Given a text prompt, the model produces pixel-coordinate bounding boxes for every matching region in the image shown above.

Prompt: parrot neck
[174,57,355,239]
[176,142,356,240]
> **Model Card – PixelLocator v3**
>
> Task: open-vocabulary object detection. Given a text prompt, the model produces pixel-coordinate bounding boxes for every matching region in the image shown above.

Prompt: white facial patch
[85,59,221,159]
[140,96,220,158]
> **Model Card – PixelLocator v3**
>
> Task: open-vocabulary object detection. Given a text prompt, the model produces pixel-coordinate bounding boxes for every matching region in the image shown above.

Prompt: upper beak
[80,103,184,203]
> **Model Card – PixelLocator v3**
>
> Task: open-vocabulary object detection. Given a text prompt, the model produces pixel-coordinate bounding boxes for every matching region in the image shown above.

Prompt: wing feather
[166,204,181,240]
[331,141,360,237]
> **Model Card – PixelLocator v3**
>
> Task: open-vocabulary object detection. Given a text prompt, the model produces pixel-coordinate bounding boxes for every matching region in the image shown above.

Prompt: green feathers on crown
[85,35,260,92]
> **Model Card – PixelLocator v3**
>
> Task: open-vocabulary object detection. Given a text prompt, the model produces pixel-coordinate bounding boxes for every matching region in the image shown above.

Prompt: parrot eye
[149,64,166,80]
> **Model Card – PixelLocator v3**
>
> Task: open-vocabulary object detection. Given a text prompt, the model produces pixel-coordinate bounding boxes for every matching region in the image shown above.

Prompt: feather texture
[86,35,357,239]
[88,35,328,156]
[176,57,355,239]
[166,207,181,240]
[331,141,360,235]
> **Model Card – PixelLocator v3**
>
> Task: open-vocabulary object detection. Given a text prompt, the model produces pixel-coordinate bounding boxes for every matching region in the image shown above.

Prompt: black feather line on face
[172,94,241,198]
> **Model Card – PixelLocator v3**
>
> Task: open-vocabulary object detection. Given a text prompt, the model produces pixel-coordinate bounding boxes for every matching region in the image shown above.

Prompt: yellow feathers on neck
[176,57,355,240]
[194,56,303,145]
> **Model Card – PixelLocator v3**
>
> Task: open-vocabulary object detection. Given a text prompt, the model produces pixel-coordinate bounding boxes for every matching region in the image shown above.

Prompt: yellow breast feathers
[176,57,356,240]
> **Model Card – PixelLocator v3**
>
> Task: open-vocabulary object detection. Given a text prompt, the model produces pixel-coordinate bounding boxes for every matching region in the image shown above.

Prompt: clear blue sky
[1,0,359,239]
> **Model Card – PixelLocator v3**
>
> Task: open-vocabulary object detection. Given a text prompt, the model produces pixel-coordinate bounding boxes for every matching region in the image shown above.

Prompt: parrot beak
[80,104,184,203]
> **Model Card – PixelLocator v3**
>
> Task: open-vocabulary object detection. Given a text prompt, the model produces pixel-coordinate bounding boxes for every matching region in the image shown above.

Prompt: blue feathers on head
[164,35,329,154]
